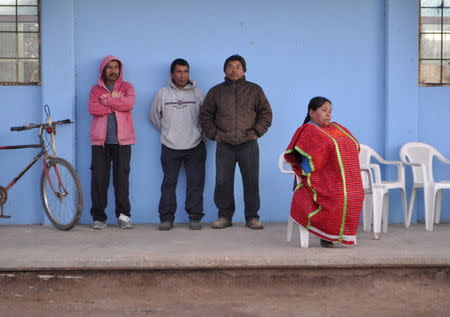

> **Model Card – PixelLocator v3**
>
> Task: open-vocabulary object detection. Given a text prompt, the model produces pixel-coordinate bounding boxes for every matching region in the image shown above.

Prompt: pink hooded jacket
[88,55,136,145]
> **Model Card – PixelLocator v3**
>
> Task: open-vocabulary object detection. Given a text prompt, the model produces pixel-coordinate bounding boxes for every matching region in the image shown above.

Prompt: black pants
[90,144,131,222]
[159,141,206,223]
[214,140,260,221]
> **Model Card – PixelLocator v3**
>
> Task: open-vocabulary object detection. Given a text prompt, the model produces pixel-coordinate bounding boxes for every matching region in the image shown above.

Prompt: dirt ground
[0,268,449,317]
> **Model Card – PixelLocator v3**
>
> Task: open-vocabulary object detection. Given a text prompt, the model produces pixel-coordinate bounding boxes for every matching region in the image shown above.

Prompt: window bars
[419,0,450,86]
[0,0,40,85]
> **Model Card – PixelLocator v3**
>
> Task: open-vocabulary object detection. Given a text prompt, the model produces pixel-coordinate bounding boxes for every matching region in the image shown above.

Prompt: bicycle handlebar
[10,119,73,132]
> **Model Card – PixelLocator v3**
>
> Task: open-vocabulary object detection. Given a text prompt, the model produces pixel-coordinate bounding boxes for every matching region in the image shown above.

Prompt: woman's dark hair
[302,96,331,125]
[170,58,189,73]
[223,54,247,72]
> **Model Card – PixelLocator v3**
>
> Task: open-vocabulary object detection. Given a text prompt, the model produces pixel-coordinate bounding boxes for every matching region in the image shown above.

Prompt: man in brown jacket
[200,54,272,229]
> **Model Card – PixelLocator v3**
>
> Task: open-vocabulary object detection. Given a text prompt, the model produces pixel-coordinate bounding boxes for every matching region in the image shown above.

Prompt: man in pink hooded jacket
[88,55,136,229]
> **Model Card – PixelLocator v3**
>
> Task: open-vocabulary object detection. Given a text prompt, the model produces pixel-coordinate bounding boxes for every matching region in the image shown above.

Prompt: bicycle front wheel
[40,157,83,230]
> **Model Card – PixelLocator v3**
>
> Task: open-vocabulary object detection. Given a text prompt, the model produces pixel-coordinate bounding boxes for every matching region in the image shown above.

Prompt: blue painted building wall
[0,0,448,226]
[418,87,450,222]
[0,87,41,223]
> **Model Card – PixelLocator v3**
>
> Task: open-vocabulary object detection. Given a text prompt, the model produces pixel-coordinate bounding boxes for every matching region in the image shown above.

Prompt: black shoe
[159,221,173,231]
[189,220,202,230]
[320,239,334,248]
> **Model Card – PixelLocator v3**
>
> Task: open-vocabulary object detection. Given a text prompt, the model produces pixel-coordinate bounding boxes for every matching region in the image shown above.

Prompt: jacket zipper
[234,83,237,136]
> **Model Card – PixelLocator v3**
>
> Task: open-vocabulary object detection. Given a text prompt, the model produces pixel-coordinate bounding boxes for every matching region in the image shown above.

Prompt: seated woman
[284,97,364,247]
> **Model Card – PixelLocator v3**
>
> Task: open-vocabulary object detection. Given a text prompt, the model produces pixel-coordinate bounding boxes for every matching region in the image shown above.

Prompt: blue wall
[418,87,450,222]
[0,0,448,226]
[74,0,385,225]
[384,0,419,223]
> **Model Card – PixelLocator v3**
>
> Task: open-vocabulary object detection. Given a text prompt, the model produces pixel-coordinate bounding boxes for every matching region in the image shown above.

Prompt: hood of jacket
[98,55,123,88]
[167,77,197,90]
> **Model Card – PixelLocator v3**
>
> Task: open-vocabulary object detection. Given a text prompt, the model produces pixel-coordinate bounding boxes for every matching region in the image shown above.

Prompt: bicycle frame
[0,118,71,220]
[0,143,45,192]
[0,121,52,193]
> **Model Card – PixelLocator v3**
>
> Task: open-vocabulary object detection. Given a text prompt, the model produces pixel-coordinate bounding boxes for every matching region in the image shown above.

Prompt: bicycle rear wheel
[40,157,83,230]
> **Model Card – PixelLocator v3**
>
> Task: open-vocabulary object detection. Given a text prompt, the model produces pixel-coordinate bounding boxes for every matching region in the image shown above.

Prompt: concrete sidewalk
[0,223,449,271]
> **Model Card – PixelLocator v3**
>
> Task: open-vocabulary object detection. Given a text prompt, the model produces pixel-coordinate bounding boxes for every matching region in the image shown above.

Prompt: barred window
[0,0,39,85]
[419,0,450,86]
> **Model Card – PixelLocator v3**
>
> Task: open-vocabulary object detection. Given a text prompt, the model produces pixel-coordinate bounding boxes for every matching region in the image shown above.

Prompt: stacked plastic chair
[359,144,407,238]
[400,142,450,231]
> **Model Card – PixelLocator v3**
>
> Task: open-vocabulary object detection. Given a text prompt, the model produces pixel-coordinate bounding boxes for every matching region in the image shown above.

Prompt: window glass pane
[422,0,443,6]
[421,7,442,18]
[0,21,16,31]
[421,16,442,32]
[17,14,38,22]
[0,1,17,5]
[444,34,450,58]
[0,6,16,15]
[0,60,17,82]
[18,32,38,57]
[18,12,38,31]
[18,21,38,32]
[443,60,450,83]
[444,0,450,7]
[18,59,39,83]
[18,0,38,4]
[0,33,17,58]
[421,8,442,33]
[421,23,442,33]
[18,6,37,16]
[444,9,450,32]
[420,60,442,83]
[421,33,442,58]
[0,6,16,31]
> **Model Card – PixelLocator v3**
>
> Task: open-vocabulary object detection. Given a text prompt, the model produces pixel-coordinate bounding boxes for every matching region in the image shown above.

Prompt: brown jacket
[199,77,272,145]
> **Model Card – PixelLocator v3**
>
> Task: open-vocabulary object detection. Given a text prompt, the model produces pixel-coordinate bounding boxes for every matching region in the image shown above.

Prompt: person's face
[103,60,120,84]
[171,64,189,88]
[225,60,245,81]
[309,101,332,127]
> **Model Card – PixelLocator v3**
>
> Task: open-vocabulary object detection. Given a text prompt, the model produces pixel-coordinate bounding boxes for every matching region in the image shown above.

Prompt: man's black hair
[223,54,246,72]
[170,58,190,73]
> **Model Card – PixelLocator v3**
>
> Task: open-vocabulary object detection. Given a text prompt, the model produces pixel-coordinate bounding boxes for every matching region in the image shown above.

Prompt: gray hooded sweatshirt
[150,78,204,150]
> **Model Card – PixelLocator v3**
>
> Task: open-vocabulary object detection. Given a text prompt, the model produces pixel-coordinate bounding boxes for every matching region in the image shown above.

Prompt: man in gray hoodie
[150,58,206,230]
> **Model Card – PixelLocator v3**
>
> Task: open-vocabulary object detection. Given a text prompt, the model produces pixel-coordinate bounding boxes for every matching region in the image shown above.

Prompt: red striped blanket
[284,122,364,245]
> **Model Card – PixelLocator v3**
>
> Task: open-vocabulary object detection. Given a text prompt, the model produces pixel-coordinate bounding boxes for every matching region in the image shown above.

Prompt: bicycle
[0,105,83,230]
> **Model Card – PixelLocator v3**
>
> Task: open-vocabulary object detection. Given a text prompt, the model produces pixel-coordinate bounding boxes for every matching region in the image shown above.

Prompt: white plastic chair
[278,152,309,248]
[359,144,407,232]
[360,166,387,239]
[400,142,450,231]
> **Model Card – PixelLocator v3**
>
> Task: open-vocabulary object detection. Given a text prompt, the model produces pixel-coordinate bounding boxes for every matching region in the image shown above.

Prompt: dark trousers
[159,141,206,223]
[90,144,131,222]
[214,140,260,221]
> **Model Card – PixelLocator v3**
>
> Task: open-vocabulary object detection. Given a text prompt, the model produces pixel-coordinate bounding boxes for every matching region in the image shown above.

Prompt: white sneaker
[91,221,107,230]
[117,213,133,229]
